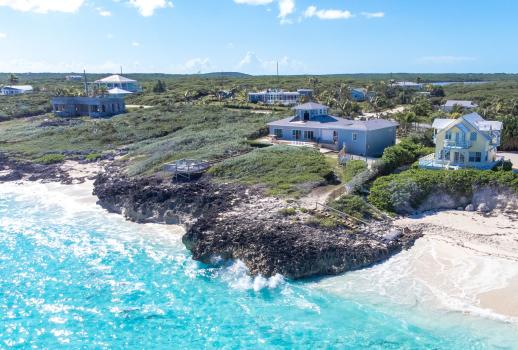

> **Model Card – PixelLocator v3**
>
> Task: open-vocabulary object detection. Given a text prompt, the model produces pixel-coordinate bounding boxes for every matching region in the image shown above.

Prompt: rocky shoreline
[93,170,422,279]
[1,154,422,280]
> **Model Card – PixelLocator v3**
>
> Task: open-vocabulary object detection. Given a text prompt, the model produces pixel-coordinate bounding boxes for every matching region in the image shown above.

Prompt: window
[274,129,283,138]
[444,150,451,161]
[352,133,358,141]
[469,152,481,162]
[303,111,310,121]
[470,132,477,141]
[445,131,452,140]
[304,131,314,140]
[293,130,301,140]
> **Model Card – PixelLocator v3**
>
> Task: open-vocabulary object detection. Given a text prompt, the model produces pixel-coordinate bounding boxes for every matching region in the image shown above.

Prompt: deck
[418,154,502,170]
[164,159,211,180]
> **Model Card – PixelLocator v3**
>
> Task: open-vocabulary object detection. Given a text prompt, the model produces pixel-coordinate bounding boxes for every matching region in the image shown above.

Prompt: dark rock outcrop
[94,171,422,280]
[0,153,70,183]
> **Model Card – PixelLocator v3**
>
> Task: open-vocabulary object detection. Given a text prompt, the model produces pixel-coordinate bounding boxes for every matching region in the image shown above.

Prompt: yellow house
[420,113,503,170]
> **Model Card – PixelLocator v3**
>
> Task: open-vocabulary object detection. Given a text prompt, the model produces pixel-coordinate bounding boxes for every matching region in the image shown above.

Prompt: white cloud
[128,0,173,17]
[418,56,476,64]
[278,0,294,22]
[0,0,85,13]
[361,12,384,19]
[97,8,111,17]
[237,51,306,74]
[0,33,6,39]
[132,41,140,47]
[234,0,273,4]
[173,58,212,74]
[304,5,353,20]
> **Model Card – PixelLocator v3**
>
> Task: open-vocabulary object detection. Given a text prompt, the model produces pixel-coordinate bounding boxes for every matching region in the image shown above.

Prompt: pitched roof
[444,100,478,108]
[432,118,455,130]
[94,74,137,83]
[268,114,398,131]
[292,102,328,111]
[352,88,367,94]
[108,87,133,95]
[2,85,33,91]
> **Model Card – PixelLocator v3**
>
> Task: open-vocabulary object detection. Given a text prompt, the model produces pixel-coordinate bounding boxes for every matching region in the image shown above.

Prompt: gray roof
[268,114,398,131]
[94,74,136,83]
[432,118,455,130]
[444,100,478,108]
[292,102,328,111]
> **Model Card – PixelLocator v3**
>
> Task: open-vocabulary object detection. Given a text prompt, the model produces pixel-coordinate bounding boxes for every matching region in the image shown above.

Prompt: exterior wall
[1,88,23,95]
[365,126,397,157]
[295,108,328,120]
[95,82,140,93]
[51,97,126,118]
[248,91,300,105]
[337,129,367,156]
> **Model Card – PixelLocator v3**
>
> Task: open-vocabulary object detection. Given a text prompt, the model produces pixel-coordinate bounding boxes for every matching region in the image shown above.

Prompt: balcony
[443,139,472,149]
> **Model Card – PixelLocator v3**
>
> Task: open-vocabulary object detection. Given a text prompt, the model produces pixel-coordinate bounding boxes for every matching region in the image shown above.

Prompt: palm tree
[8,73,18,85]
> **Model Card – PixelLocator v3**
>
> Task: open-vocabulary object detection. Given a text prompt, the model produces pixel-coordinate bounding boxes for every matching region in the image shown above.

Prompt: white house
[441,100,478,112]
[0,85,34,96]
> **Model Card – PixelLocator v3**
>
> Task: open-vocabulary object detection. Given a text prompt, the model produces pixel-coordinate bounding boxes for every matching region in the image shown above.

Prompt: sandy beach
[316,209,518,324]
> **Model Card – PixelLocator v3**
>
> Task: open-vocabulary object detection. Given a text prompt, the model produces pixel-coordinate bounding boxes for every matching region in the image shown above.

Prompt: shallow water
[1,182,517,349]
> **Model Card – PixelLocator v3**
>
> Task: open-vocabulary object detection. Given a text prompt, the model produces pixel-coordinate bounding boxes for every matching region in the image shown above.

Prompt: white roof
[444,100,478,108]
[2,85,33,91]
[293,102,328,111]
[94,74,136,83]
[433,113,503,133]
[108,87,133,95]
[431,118,455,130]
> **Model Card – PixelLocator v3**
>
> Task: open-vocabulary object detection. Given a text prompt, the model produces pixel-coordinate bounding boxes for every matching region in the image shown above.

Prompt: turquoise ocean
[1,182,517,349]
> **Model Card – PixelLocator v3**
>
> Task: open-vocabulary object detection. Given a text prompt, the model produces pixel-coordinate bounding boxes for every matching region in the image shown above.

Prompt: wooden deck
[164,159,211,180]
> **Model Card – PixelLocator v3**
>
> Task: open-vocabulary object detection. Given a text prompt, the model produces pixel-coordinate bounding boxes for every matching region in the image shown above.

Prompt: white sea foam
[218,260,285,292]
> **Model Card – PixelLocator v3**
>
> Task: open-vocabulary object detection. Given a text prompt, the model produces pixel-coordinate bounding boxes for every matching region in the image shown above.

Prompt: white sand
[314,209,518,323]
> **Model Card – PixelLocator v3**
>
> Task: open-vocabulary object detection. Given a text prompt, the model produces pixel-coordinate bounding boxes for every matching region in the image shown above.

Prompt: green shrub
[85,153,102,162]
[342,160,368,183]
[35,154,65,165]
[279,207,297,216]
[329,195,374,220]
[209,145,335,197]
[369,168,518,213]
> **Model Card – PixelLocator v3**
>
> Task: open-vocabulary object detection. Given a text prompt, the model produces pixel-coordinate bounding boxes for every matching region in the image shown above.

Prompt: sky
[0,0,517,75]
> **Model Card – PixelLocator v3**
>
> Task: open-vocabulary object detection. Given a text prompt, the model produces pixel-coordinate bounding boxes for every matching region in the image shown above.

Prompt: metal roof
[94,74,137,83]
[292,102,328,111]
[2,85,33,91]
[444,100,478,108]
[108,87,133,95]
[268,114,398,131]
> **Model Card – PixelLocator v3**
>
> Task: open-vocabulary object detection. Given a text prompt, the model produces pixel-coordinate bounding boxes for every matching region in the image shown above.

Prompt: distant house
[419,112,503,170]
[248,88,313,105]
[65,75,83,81]
[51,96,126,118]
[267,102,398,157]
[351,88,367,102]
[441,100,478,112]
[393,81,423,90]
[0,85,33,96]
[93,74,141,93]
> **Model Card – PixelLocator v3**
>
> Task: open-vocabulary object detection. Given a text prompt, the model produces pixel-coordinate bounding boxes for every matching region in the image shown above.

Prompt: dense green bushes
[342,160,368,183]
[35,154,65,165]
[369,169,518,213]
[329,195,375,221]
[379,139,434,174]
[209,145,335,197]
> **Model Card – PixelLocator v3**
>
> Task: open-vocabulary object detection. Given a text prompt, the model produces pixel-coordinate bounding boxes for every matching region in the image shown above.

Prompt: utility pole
[83,69,89,96]
[276,61,279,87]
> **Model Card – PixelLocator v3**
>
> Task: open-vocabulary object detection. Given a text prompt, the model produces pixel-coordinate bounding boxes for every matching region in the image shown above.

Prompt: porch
[419,154,503,170]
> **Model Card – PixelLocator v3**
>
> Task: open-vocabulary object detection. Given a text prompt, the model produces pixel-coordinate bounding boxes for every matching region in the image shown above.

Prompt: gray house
[441,100,478,112]
[267,102,398,157]
[51,96,125,118]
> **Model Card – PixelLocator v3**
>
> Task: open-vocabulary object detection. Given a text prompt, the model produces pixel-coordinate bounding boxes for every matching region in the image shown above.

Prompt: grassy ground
[208,145,335,197]
[0,105,280,175]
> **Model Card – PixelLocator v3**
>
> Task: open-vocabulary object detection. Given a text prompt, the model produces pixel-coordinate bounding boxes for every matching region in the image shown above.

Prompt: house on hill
[441,100,478,112]
[0,85,33,96]
[419,112,503,170]
[93,74,141,93]
[248,88,313,105]
[351,88,367,102]
[51,96,126,118]
[267,102,398,157]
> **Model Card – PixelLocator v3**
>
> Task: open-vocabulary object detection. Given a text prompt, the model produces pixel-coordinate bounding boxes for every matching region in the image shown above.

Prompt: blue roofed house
[267,102,398,157]
[419,112,503,170]
[0,85,33,95]
[351,88,367,102]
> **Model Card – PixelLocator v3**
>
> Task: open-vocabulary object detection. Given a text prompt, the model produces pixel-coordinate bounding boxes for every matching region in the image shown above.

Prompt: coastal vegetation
[208,145,335,197]
[368,168,518,213]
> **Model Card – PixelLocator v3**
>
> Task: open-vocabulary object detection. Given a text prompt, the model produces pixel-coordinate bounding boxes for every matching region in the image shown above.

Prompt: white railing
[444,140,472,149]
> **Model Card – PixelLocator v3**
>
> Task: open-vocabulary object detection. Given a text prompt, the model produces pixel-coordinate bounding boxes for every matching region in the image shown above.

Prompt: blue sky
[0,0,516,74]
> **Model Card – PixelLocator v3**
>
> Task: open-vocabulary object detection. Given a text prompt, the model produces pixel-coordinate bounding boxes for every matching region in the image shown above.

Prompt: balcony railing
[443,139,472,149]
